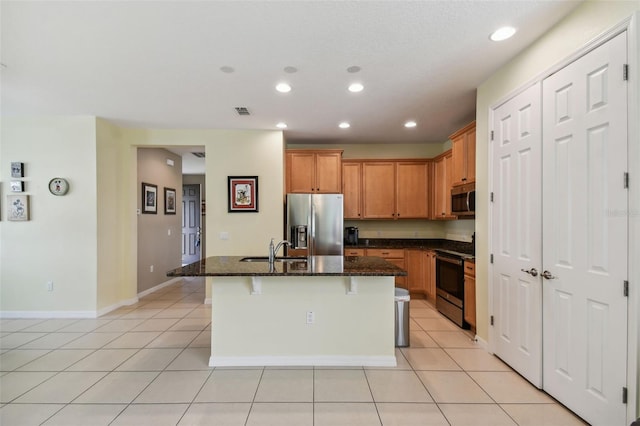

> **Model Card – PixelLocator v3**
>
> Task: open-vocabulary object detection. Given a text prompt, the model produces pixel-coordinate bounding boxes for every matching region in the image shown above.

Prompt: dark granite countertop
[345,238,474,258]
[167,255,408,277]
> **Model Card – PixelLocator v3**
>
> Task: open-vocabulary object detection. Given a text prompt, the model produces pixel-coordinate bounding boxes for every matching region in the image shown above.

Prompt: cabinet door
[287,152,316,193]
[345,248,365,256]
[465,126,476,183]
[387,258,407,288]
[426,251,436,303]
[396,162,429,218]
[433,154,454,219]
[464,274,476,328]
[362,162,395,219]
[451,134,466,186]
[342,162,362,219]
[444,153,454,216]
[315,152,342,193]
[406,249,425,294]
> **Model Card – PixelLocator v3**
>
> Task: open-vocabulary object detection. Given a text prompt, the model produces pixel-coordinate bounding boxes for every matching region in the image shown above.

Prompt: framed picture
[11,162,24,178]
[228,176,259,212]
[142,182,158,214]
[8,195,29,221]
[10,181,25,192]
[164,187,176,215]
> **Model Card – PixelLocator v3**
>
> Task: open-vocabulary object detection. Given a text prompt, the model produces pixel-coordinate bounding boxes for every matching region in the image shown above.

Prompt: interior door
[542,32,628,426]
[182,184,201,265]
[491,82,543,387]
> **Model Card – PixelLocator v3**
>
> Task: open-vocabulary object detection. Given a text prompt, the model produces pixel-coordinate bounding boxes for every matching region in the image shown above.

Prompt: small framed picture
[164,187,176,215]
[8,195,29,221]
[11,162,24,178]
[228,176,259,213]
[10,181,25,192]
[142,182,158,214]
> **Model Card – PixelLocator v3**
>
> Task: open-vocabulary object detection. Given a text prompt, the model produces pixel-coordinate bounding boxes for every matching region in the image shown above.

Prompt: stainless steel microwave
[451,183,475,216]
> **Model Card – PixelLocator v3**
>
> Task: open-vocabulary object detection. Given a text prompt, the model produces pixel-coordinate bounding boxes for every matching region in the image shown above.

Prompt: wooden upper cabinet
[450,121,476,186]
[362,162,396,219]
[396,162,429,219]
[342,161,362,219]
[433,150,456,219]
[286,150,343,193]
[349,160,430,220]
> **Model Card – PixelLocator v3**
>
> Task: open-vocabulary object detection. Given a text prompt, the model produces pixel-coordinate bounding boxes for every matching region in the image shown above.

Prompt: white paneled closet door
[491,83,543,388]
[542,31,628,426]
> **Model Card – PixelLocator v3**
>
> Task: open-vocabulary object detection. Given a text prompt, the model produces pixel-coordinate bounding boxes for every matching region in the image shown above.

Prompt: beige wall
[136,148,183,293]
[96,118,131,311]
[1,116,99,314]
[1,121,284,314]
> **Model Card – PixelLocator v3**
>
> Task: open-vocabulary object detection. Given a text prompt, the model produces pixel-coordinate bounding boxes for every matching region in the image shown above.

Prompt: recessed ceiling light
[339,122,350,129]
[490,26,516,41]
[276,82,292,93]
[276,122,288,129]
[348,83,364,93]
[404,121,417,128]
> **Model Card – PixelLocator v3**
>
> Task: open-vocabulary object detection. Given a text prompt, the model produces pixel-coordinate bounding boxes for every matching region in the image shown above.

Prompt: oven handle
[436,255,463,266]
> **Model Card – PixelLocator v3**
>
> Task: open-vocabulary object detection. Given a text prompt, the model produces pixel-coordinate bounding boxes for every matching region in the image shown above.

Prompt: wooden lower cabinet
[406,249,426,295]
[425,250,436,303]
[463,260,476,330]
[366,248,406,288]
[344,248,365,256]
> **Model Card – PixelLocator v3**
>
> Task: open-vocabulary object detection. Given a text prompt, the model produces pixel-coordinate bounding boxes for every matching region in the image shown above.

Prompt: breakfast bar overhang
[167,255,407,367]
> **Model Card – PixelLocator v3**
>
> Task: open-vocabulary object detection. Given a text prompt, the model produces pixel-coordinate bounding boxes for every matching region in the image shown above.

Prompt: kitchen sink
[240,256,308,263]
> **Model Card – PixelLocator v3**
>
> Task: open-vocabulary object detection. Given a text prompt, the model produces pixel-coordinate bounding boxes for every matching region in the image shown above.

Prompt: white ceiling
[1,0,582,172]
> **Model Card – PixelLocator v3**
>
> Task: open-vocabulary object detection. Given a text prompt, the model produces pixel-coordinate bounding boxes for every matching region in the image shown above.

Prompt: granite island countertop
[167,255,408,277]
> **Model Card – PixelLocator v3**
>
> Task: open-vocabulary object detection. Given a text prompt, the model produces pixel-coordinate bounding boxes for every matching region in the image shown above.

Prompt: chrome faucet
[268,238,289,264]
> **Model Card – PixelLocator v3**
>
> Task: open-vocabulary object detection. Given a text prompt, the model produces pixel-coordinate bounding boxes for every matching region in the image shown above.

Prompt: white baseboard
[138,277,181,299]
[209,355,397,367]
[0,278,185,319]
[204,298,212,305]
[475,334,489,351]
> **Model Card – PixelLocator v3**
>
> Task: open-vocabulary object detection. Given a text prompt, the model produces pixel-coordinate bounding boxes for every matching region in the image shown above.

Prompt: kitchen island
[167,255,406,367]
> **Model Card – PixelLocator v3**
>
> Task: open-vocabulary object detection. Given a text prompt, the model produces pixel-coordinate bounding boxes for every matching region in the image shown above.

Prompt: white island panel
[210,275,396,367]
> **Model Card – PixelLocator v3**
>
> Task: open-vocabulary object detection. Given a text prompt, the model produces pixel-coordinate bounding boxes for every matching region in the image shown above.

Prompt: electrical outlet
[46,281,53,291]
[150,265,154,273]
[167,229,171,236]
[306,311,315,324]
[220,232,229,240]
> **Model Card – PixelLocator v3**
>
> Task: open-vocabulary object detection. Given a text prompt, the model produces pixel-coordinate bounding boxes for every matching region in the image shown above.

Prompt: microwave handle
[466,191,471,212]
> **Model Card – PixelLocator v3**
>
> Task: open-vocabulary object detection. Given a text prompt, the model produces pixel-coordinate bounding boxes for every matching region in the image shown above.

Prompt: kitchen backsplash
[344,219,475,243]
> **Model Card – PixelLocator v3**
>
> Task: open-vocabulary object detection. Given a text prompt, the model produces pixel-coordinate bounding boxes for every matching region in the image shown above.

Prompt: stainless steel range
[435,249,467,328]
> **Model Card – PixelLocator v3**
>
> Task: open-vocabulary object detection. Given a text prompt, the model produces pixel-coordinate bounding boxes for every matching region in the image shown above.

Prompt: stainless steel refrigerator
[286,193,343,256]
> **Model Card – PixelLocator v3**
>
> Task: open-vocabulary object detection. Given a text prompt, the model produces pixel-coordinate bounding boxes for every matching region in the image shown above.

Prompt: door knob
[541,270,557,280]
[521,268,538,277]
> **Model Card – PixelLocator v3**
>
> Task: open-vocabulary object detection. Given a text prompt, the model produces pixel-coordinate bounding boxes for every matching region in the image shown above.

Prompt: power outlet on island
[306,311,315,324]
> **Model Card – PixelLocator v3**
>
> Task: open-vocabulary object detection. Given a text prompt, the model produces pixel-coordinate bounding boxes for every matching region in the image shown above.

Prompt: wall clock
[48,178,69,196]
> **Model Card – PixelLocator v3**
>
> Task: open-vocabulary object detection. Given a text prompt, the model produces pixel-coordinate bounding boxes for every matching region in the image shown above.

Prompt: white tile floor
[0,277,588,425]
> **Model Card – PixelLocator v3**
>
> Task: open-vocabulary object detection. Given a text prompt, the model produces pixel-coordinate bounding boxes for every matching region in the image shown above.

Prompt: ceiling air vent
[234,107,250,116]
[192,152,205,158]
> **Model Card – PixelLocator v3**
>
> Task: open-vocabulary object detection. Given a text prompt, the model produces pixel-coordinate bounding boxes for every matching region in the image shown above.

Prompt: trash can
[394,287,410,347]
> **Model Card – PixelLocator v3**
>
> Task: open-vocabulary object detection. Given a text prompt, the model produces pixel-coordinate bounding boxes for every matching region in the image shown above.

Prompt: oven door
[435,254,464,305]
